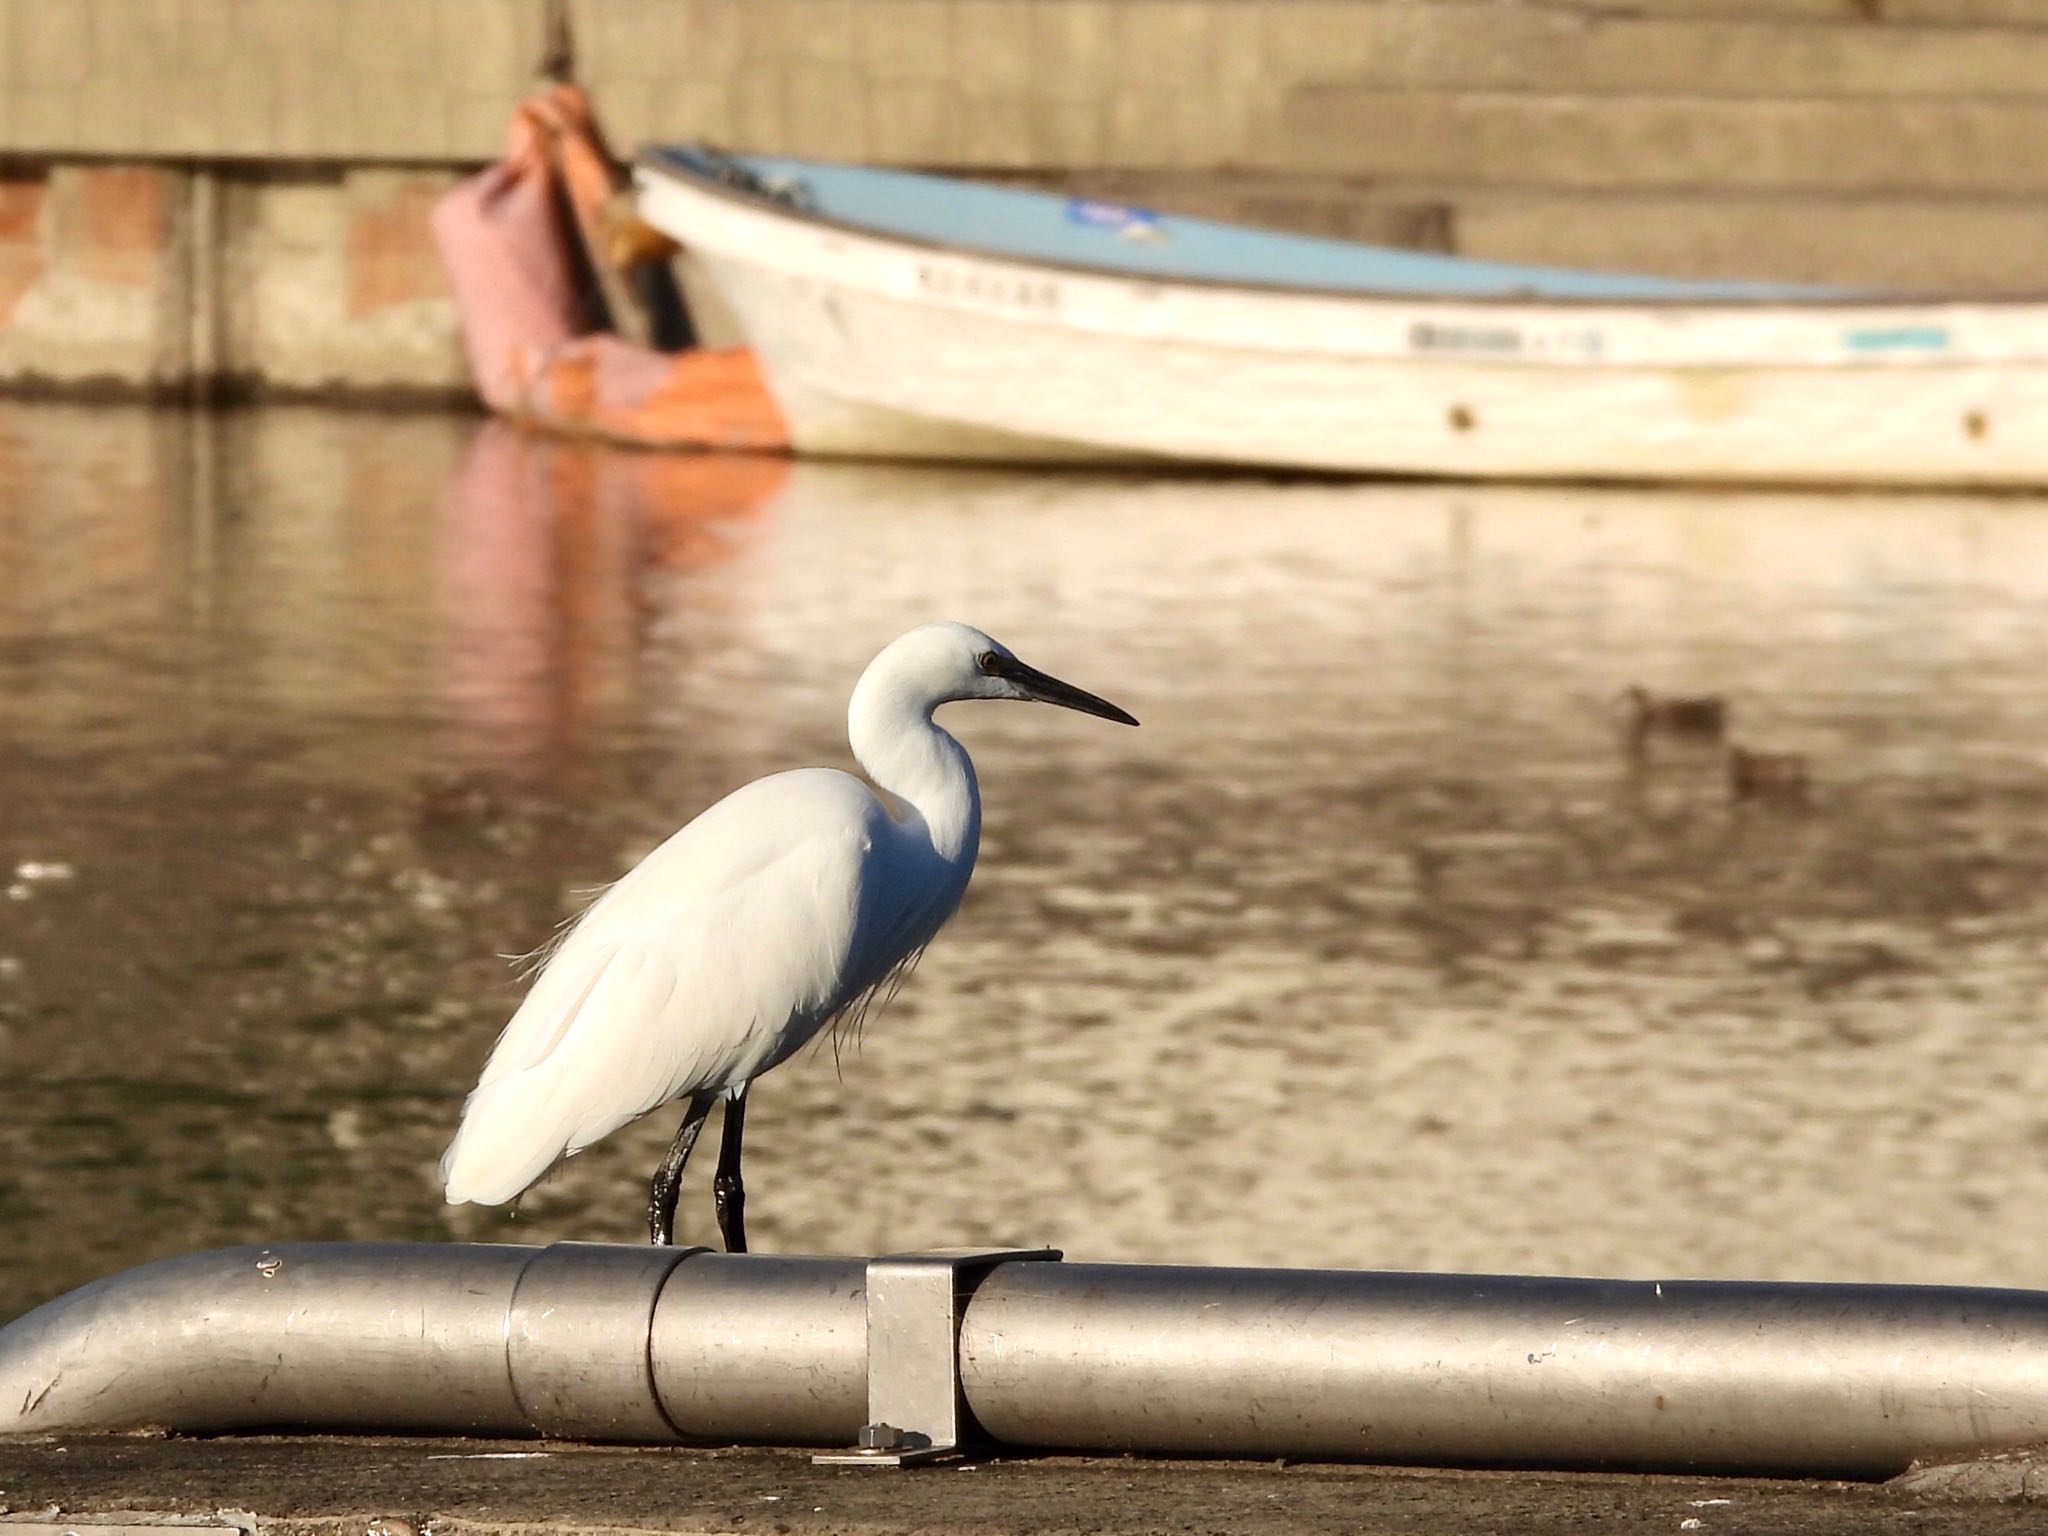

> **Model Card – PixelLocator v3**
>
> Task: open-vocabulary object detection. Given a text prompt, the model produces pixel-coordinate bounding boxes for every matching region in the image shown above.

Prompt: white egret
[440,621,1137,1250]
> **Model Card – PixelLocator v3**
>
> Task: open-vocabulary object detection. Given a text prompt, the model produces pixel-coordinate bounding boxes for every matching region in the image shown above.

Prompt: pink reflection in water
[432,423,787,792]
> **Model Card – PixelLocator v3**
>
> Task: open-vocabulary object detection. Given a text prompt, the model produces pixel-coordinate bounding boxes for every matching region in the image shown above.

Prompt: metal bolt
[856,1422,906,1450]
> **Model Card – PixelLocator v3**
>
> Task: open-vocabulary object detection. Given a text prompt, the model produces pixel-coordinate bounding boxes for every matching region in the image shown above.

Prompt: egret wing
[440,769,904,1206]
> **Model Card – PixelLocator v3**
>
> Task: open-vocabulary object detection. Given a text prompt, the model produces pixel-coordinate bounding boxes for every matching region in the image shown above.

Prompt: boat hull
[638,159,2048,485]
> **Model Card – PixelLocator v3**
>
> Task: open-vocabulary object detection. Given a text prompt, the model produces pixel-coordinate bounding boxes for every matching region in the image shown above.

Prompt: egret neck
[847,659,981,867]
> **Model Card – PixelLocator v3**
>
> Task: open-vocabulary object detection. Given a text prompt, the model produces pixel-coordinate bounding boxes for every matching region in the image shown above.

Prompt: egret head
[865,621,1138,726]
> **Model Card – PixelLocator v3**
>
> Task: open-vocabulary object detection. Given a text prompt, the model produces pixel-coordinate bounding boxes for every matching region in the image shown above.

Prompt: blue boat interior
[644,145,1854,303]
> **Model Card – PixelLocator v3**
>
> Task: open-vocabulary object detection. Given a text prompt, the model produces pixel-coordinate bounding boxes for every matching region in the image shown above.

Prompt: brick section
[0,165,180,387]
[60,166,165,287]
[0,164,470,395]
[0,172,47,326]
[344,174,453,316]
[227,168,468,392]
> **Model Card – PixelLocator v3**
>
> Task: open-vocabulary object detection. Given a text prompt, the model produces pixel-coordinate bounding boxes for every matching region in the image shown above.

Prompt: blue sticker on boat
[1066,199,1167,243]
[1842,326,1951,353]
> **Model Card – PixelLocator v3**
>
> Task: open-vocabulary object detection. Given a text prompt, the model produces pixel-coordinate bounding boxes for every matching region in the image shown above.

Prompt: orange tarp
[431,84,788,454]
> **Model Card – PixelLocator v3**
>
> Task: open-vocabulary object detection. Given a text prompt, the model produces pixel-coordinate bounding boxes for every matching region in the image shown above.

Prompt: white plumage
[440,620,1136,1249]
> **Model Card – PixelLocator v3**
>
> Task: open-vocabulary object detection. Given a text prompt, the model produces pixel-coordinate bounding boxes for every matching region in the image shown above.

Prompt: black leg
[713,1085,749,1254]
[648,1093,714,1246]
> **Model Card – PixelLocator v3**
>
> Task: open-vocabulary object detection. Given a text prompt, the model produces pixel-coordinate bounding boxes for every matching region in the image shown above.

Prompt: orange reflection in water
[433,423,787,792]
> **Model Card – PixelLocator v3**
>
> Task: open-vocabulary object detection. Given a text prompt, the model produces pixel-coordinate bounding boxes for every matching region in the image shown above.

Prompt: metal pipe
[0,1243,540,1438]
[0,1242,869,1446]
[650,1253,867,1442]
[8,1242,2048,1477]
[958,1263,2048,1476]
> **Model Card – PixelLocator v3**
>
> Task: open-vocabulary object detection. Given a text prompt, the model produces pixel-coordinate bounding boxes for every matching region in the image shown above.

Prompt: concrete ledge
[1276,88,2048,193]
[0,1435,2043,1536]
[20,1,2048,168]
[1556,0,2048,20]
[1268,5,2048,100]
[1448,190,2048,292]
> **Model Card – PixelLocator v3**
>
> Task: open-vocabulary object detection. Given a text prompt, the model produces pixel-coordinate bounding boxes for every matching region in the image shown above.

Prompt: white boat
[634,146,2048,486]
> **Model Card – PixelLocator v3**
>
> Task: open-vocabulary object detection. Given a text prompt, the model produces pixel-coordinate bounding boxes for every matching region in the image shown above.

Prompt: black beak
[992,655,1139,727]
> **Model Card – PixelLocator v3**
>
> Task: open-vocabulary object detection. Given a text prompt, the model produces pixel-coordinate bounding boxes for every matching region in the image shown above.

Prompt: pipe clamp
[507,1241,709,1441]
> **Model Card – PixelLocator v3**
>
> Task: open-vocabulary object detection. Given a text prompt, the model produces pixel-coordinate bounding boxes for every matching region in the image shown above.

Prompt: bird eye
[976,650,999,674]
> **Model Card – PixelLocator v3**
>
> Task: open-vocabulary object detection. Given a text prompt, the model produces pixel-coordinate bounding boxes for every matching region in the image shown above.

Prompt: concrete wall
[0,163,467,396]
[9,0,2048,396]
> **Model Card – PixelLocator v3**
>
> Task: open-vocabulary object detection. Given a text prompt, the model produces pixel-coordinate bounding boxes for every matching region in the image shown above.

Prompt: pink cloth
[430,100,582,415]
[430,85,788,451]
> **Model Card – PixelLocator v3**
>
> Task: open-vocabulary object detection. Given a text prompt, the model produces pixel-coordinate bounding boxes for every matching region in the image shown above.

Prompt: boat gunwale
[635,144,2048,314]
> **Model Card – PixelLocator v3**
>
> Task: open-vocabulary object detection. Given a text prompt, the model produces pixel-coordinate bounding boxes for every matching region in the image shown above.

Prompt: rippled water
[4,401,2048,1323]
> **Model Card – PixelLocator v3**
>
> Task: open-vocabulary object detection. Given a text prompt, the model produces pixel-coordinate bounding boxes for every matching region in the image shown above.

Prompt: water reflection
[432,422,783,792]
[4,402,2048,1327]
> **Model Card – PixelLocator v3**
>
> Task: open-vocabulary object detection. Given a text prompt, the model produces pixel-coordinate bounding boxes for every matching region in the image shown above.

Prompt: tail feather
[440,1073,574,1207]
